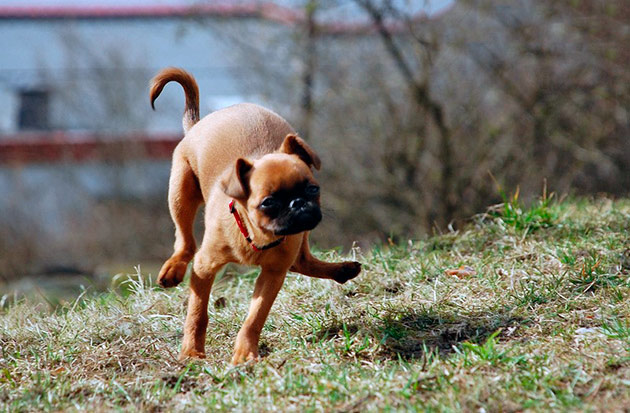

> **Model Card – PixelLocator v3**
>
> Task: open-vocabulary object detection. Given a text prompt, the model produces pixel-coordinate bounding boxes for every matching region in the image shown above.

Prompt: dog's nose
[289,198,306,209]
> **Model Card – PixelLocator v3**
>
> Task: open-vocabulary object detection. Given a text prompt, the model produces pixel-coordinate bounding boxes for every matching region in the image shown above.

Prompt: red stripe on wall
[0,133,181,164]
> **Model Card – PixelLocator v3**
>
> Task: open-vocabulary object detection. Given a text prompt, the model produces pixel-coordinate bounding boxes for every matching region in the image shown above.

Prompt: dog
[150,67,361,364]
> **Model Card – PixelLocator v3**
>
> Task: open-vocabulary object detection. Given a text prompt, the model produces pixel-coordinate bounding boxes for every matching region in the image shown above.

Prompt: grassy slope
[2,197,630,411]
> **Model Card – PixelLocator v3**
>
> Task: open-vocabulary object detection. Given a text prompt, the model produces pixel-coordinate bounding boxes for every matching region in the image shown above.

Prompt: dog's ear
[220,158,253,200]
[279,134,321,170]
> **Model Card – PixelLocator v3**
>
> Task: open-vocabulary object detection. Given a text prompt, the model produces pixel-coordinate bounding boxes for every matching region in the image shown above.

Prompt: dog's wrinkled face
[220,134,322,236]
[247,154,322,235]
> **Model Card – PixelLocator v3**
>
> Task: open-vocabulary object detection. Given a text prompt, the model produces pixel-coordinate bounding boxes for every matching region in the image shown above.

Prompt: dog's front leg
[290,233,361,284]
[232,268,287,364]
[179,257,222,360]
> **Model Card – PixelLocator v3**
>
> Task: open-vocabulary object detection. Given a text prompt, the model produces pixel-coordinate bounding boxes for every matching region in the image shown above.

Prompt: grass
[2,196,630,411]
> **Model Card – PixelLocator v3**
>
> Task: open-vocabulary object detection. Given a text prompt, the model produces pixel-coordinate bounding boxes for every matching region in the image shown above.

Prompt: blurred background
[0,0,628,297]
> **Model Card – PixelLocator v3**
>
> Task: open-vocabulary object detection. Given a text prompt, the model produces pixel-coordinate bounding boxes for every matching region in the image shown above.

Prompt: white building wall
[0,16,277,136]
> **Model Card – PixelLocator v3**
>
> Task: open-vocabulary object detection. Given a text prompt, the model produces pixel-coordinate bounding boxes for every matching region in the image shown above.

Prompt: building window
[18,89,50,130]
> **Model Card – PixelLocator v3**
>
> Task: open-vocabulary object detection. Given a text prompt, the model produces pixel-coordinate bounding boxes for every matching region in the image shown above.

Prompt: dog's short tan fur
[150,68,361,364]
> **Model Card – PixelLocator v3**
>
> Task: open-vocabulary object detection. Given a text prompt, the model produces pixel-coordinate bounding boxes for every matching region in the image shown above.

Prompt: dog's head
[220,134,322,236]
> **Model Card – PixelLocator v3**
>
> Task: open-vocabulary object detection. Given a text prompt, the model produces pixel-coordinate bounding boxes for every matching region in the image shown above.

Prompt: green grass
[2,197,630,411]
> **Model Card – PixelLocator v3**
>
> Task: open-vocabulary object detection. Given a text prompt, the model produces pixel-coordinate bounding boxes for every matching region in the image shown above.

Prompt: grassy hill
[2,197,630,411]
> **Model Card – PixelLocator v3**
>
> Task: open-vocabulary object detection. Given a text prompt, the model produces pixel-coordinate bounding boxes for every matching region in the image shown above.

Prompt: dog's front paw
[157,258,189,288]
[178,348,206,361]
[231,347,259,365]
[232,334,260,365]
[333,261,362,284]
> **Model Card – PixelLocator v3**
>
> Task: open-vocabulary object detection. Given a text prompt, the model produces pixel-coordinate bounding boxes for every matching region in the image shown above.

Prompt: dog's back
[150,68,295,197]
[183,103,294,190]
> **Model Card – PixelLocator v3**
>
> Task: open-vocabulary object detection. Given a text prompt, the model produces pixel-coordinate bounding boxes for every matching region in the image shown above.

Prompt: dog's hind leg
[290,233,361,284]
[179,253,223,360]
[158,151,203,288]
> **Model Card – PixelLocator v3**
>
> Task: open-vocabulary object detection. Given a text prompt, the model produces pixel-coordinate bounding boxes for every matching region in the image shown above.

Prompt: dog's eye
[305,185,320,196]
[259,196,280,210]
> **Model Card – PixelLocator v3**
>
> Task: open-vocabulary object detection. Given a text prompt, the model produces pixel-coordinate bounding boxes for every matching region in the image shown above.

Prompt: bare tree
[457,0,629,195]
[198,0,630,246]
[354,0,457,226]
[299,0,319,140]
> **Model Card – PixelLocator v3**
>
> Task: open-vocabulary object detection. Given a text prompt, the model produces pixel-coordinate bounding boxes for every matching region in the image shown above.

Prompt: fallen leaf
[445,265,476,278]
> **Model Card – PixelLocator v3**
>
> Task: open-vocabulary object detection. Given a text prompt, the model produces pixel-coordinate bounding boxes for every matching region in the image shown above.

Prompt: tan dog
[150,68,361,364]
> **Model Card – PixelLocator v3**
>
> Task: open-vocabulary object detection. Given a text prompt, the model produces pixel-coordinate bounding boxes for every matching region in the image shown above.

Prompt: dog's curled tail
[150,67,200,133]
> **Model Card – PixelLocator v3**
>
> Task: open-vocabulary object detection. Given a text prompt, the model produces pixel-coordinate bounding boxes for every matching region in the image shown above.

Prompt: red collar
[229,200,285,252]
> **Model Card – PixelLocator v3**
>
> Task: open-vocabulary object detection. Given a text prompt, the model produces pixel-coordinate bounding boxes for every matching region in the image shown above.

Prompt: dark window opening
[18,89,50,131]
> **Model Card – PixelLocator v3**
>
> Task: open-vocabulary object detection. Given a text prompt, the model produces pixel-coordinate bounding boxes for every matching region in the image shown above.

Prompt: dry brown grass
[2,197,630,411]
